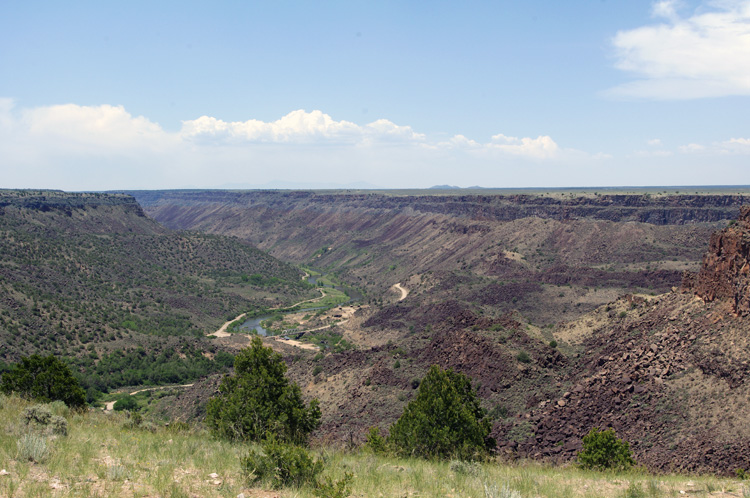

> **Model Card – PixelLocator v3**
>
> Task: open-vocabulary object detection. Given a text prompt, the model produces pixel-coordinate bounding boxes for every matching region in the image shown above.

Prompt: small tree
[1,354,86,408]
[206,337,320,444]
[388,365,495,460]
[577,427,635,471]
[113,396,138,411]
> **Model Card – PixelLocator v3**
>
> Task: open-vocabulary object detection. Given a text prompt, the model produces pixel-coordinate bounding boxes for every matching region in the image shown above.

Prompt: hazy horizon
[2,1,749,190]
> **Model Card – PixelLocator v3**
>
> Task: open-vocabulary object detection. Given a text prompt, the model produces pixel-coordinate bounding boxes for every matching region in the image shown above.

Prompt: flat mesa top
[115,186,750,199]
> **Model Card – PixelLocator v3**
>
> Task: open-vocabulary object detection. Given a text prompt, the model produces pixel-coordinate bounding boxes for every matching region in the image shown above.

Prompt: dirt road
[103,384,194,411]
[392,283,409,301]
[210,313,247,338]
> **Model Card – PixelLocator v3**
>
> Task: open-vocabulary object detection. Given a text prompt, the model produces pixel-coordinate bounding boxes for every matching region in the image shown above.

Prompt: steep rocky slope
[128,190,737,325]
[691,206,750,315]
[511,207,750,474]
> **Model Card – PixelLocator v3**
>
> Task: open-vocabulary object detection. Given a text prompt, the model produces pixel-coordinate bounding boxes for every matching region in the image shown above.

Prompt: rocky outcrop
[0,190,146,215]
[509,209,750,474]
[129,190,749,226]
[692,206,750,316]
[509,291,750,475]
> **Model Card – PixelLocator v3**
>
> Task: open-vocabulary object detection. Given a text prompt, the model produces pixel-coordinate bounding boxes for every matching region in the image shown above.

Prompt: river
[238,276,361,336]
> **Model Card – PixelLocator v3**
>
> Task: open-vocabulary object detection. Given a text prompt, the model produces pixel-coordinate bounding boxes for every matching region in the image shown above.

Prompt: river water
[238,276,361,336]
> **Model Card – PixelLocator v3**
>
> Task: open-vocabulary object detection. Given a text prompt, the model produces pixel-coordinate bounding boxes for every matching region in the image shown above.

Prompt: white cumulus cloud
[607,0,750,99]
[0,100,607,190]
[718,137,750,152]
[487,134,560,159]
[679,143,707,153]
[180,110,424,145]
[20,103,170,151]
[435,134,482,149]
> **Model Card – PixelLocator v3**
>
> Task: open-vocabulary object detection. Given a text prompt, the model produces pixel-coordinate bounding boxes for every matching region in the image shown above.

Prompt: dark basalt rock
[693,206,750,315]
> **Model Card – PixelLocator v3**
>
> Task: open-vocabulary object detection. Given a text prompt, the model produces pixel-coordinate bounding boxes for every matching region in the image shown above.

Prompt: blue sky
[1,0,749,190]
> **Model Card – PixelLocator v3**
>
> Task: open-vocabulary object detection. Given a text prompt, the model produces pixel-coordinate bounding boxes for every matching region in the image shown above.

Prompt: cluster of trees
[203,338,635,471]
[0,354,86,408]
[69,346,234,399]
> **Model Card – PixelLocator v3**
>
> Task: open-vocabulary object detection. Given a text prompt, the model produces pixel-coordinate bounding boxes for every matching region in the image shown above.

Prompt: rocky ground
[143,191,750,474]
[511,207,750,474]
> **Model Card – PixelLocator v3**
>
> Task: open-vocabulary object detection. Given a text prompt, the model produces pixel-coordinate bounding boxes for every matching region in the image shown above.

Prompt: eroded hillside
[129,190,742,324]
[144,190,750,474]
[0,190,316,397]
[510,207,750,474]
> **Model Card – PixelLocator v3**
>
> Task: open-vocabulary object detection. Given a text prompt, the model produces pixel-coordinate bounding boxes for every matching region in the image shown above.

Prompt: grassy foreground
[0,395,748,498]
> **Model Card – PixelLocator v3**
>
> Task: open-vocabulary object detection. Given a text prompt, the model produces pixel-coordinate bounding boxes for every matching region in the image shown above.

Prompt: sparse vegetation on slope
[0,190,317,398]
[0,394,748,498]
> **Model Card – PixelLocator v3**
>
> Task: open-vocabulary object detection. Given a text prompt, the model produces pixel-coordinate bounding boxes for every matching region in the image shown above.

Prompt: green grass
[0,393,746,497]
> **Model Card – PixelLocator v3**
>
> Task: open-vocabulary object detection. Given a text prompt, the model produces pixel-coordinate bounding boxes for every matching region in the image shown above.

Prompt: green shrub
[22,404,52,426]
[387,365,495,460]
[365,426,389,454]
[140,421,157,433]
[167,421,191,433]
[483,483,521,498]
[487,404,509,420]
[313,472,353,498]
[1,355,86,408]
[206,337,320,444]
[123,411,144,430]
[516,351,531,363]
[506,421,534,442]
[50,415,68,436]
[47,400,70,417]
[577,427,635,471]
[620,482,646,498]
[106,464,129,481]
[242,436,323,489]
[450,459,482,476]
[113,396,138,411]
[549,340,558,348]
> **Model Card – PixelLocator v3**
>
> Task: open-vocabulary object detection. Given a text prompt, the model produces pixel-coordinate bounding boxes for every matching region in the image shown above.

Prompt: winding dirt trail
[103,384,194,411]
[392,283,409,301]
[210,313,247,338]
